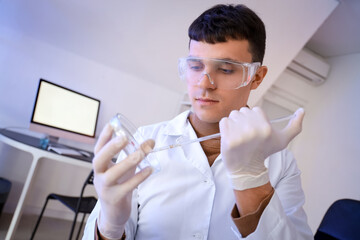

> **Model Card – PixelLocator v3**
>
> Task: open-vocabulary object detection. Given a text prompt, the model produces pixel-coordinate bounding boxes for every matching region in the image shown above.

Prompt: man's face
[187,39,264,123]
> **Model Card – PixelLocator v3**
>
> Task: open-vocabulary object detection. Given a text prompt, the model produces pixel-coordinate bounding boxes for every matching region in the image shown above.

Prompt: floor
[0,213,86,240]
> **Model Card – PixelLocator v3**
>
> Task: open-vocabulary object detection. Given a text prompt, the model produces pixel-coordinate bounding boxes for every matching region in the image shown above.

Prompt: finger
[93,135,128,174]
[219,118,236,147]
[104,139,155,185]
[138,139,155,154]
[115,167,153,194]
[228,105,251,119]
[228,109,240,119]
[228,108,249,122]
[219,117,229,135]
[252,106,270,122]
[281,108,305,143]
[239,106,251,113]
[94,123,114,155]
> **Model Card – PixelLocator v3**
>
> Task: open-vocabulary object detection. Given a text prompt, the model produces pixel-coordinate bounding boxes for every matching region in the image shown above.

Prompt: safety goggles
[178,57,261,89]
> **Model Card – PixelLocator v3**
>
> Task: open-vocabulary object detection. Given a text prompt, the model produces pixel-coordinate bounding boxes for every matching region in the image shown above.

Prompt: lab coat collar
[163,110,216,178]
[163,110,192,136]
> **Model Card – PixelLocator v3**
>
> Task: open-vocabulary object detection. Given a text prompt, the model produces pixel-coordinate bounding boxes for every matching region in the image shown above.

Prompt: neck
[189,112,220,166]
[189,112,220,137]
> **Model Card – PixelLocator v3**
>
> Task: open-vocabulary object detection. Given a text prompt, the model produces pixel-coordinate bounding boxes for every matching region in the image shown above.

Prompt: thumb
[281,108,305,143]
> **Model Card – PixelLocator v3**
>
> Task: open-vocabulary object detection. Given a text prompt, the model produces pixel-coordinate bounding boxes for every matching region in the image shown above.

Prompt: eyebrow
[219,57,240,62]
[187,56,244,64]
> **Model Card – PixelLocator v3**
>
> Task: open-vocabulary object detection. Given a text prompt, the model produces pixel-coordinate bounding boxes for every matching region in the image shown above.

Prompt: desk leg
[5,155,40,240]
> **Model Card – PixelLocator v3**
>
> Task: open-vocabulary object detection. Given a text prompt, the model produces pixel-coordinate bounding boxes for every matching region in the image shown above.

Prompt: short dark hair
[188,4,266,64]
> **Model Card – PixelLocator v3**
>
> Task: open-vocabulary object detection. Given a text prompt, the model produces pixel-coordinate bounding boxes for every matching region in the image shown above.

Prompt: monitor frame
[29,79,101,144]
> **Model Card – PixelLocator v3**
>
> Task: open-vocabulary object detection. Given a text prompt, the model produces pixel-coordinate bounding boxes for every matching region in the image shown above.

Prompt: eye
[218,63,235,74]
[187,60,204,71]
[218,64,235,74]
[219,68,234,74]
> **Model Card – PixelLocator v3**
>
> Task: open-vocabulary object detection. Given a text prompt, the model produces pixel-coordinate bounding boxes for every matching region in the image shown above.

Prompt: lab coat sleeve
[241,150,313,240]
[82,189,139,240]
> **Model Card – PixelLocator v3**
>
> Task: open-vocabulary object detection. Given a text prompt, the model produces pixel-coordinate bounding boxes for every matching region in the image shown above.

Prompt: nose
[198,72,216,89]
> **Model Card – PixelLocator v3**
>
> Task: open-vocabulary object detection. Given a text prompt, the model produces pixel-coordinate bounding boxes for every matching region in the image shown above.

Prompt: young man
[84,4,312,239]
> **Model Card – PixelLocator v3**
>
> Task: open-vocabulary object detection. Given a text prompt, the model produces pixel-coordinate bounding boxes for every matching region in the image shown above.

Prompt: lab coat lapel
[181,130,213,180]
[164,111,213,180]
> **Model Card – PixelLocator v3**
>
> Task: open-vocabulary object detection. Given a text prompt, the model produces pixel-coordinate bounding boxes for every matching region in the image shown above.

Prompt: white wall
[0,26,182,218]
[0,26,181,130]
[274,52,360,233]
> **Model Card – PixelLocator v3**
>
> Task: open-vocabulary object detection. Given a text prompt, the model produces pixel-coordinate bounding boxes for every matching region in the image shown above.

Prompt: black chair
[314,198,360,240]
[30,170,97,240]
[0,177,12,217]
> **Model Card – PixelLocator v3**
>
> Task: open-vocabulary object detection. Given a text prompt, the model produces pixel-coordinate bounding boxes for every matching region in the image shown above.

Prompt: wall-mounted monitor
[30,79,101,144]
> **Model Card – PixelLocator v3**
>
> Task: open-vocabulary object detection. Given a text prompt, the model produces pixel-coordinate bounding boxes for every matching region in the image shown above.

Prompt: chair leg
[68,210,80,240]
[30,197,51,240]
[75,213,87,240]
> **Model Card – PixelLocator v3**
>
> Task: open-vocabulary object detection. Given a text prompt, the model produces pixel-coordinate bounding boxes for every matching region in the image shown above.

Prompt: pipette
[150,113,295,153]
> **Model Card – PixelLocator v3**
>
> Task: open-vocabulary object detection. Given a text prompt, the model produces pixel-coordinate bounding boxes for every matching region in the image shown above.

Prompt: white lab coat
[83,110,313,239]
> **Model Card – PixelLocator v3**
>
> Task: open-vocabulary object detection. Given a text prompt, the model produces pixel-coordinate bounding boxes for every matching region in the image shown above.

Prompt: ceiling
[306,0,360,57]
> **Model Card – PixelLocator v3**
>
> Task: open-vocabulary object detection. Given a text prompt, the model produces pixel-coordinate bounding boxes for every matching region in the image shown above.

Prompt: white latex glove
[93,123,154,239]
[219,107,305,190]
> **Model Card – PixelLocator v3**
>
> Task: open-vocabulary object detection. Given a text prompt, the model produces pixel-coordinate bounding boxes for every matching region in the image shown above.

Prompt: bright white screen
[32,81,99,137]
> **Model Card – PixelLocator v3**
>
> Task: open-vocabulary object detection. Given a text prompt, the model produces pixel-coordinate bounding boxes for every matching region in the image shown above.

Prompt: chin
[193,109,223,123]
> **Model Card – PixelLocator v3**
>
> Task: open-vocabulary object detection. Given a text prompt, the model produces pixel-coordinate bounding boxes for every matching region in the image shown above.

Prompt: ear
[250,66,268,90]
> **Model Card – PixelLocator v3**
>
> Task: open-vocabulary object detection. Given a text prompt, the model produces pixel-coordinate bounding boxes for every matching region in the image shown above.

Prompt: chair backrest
[80,170,94,197]
[85,170,94,185]
[315,198,360,240]
[74,170,96,215]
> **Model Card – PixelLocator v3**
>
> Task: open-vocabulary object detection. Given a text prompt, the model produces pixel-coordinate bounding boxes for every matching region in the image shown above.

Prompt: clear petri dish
[109,113,160,173]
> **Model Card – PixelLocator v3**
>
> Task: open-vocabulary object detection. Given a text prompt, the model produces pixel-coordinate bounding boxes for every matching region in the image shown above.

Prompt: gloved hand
[93,123,154,239]
[219,107,305,190]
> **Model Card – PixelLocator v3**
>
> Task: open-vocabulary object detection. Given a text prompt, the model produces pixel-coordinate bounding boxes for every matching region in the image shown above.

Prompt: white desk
[0,129,93,240]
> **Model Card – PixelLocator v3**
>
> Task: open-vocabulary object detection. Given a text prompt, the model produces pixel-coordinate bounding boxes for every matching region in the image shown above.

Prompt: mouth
[194,97,219,105]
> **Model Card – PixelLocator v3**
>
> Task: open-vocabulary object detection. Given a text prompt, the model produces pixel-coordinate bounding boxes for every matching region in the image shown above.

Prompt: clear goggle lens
[178,57,261,89]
